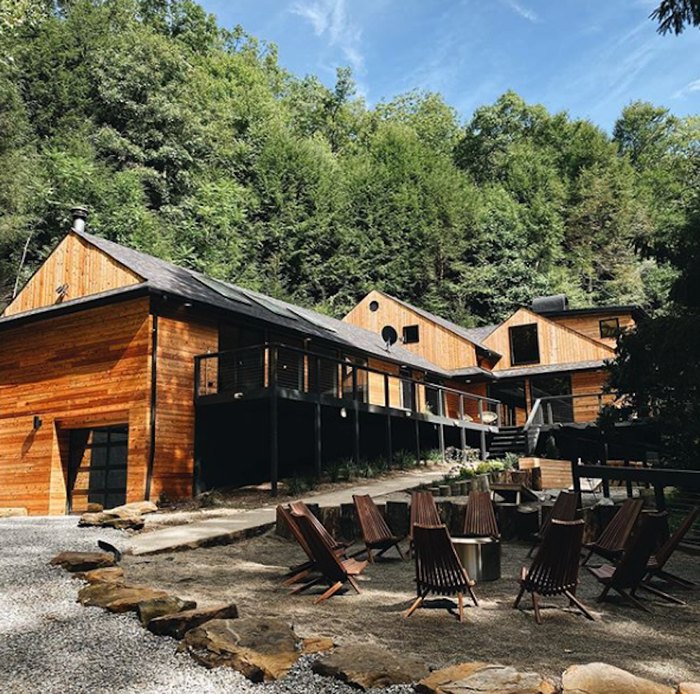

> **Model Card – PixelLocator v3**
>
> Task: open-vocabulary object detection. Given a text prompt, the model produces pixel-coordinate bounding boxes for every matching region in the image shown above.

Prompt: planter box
[518,457,573,489]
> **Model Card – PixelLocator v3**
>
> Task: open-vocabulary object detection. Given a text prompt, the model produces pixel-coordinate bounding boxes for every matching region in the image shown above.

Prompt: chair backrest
[353,494,393,544]
[611,512,668,590]
[409,491,441,538]
[654,506,699,568]
[463,491,500,538]
[292,510,347,583]
[277,504,313,561]
[595,498,644,552]
[525,519,584,596]
[540,490,579,537]
[289,501,339,549]
[413,523,470,594]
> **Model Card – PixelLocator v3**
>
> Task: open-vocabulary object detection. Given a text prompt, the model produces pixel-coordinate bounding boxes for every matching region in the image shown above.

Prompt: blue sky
[200,0,700,130]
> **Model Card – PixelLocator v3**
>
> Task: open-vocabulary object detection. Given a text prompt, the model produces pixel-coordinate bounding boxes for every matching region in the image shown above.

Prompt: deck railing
[194,343,504,427]
[523,391,620,452]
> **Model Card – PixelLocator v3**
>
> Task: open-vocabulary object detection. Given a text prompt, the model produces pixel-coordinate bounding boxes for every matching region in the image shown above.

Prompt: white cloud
[502,0,538,23]
[673,78,700,99]
[291,0,365,73]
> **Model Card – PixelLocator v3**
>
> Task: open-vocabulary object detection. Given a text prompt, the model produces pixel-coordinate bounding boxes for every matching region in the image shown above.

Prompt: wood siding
[483,308,614,370]
[550,312,636,349]
[344,290,479,370]
[151,315,218,501]
[571,370,613,422]
[3,232,142,318]
[0,298,151,515]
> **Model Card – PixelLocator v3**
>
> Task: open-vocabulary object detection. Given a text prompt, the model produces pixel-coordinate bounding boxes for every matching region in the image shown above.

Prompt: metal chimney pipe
[71,206,88,233]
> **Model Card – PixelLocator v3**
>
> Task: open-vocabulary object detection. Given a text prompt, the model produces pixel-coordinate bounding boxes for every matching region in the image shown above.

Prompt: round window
[369,300,379,312]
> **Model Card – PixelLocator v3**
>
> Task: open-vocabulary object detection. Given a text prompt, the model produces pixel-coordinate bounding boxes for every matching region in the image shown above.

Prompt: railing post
[624,459,633,498]
[477,397,483,424]
[571,458,581,495]
[203,356,209,396]
[298,350,304,392]
[546,401,553,424]
[601,442,610,499]
[437,387,445,463]
[315,356,321,395]
[383,373,390,408]
[654,484,666,511]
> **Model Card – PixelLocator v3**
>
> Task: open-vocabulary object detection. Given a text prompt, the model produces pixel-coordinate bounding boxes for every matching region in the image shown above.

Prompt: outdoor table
[451,537,501,582]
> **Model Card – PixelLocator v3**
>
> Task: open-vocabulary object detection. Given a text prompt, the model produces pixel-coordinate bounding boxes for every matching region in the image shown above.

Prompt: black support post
[571,459,581,495]
[415,418,421,465]
[269,346,279,497]
[601,442,610,499]
[314,402,322,478]
[624,459,633,498]
[654,484,666,511]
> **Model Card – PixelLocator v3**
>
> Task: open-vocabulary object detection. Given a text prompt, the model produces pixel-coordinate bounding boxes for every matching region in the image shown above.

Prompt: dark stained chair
[403,523,478,623]
[581,498,644,565]
[408,491,442,556]
[646,507,699,588]
[290,510,368,604]
[352,494,405,562]
[515,519,594,624]
[587,512,685,611]
[462,491,500,539]
[289,501,350,555]
[527,490,580,557]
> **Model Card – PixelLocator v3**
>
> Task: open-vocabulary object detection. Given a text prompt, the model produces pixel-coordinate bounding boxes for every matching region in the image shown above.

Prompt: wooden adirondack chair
[408,491,441,556]
[463,491,500,539]
[581,498,644,565]
[645,507,699,588]
[515,519,593,624]
[288,501,350,554]
[587,512,685,611]
[403,523,479,622]
[290,510,368,604]
[353,494,405,562]
[527,490,579,557]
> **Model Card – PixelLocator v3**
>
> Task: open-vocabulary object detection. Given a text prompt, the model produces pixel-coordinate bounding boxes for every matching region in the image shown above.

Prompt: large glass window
[509,323,540,365]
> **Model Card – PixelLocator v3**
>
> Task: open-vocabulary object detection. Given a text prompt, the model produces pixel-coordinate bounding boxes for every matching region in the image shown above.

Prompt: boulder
[78,582,169,613]
[109,501,158,516]
[561,663,674,694]
[147,603,239,640]
[180,617,299,682]
[137,596,197,627]
[75,566,125,584]
[78,511,144,530]
[312,644,429,690]
[50,551,116,572]
[86,502,104,513]
[417,663,556,694]
[678,685,700,694]
[301,636,335,654]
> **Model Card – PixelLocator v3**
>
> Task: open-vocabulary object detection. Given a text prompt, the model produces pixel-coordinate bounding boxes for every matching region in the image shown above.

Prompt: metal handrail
[194,342,503,425]
[524,391,618,430]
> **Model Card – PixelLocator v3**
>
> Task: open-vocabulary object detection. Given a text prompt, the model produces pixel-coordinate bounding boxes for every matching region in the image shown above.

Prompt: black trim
[145,314,158,501]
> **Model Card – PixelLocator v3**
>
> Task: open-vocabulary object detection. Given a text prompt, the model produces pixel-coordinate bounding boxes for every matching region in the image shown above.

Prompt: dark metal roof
[374,291,501,357]
[536,305,647,321]
[493,359,608,379]
[0,230,446,376]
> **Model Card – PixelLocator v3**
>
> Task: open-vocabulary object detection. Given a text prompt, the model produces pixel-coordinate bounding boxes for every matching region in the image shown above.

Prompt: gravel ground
[124,529,700,686]
[0,517,411,694]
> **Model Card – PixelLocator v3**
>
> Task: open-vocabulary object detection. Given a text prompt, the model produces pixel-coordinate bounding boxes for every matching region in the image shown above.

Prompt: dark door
[67,425,128,512]
[530,375,573,423]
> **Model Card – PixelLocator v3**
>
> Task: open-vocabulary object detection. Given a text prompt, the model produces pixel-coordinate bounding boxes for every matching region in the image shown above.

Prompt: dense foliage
[1,0,699,328]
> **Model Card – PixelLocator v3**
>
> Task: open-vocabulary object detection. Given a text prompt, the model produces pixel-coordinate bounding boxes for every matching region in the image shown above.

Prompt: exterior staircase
[488,426,527,458]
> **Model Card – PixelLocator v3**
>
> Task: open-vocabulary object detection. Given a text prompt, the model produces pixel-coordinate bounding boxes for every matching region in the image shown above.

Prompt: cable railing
[194,342,504,427]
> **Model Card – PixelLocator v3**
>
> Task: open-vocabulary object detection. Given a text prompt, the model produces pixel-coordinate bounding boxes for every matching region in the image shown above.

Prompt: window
[402,324,420,344]
[509,323,540,365]
[599,317,620,339]
[369,300,379,312]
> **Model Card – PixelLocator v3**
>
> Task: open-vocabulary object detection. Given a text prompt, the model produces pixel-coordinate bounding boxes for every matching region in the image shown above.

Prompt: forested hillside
[1,0,699,324]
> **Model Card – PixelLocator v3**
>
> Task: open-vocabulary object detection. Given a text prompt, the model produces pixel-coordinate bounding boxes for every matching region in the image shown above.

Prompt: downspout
[145,313,158,500]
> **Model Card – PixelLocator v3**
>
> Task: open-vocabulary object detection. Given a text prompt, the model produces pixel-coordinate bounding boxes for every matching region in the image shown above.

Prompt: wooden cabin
[344,290,643,433]
[0,216,500,515]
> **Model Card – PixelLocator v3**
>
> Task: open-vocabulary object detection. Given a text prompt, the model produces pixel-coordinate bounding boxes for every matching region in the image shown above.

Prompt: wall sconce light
[33,415,42,430]
[340,407,347,418]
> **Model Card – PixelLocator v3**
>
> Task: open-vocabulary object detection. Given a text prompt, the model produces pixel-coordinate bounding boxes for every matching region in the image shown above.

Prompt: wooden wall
[483,308,614,370]
[3,232,142,317]
[571,370,613,422]
[151,314,218,501]
[550,312,636,349]
[0,298,151,514]
[344,290,479,370]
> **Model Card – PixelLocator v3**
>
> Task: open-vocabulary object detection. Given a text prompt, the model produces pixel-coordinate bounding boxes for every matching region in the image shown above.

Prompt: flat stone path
[126,466,449,556]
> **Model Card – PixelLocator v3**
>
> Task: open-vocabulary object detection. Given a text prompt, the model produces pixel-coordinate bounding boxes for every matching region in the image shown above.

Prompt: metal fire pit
[451,537,501,582]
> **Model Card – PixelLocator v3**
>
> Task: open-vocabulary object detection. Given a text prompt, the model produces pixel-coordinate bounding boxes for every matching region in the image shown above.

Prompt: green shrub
[502,452,520,470]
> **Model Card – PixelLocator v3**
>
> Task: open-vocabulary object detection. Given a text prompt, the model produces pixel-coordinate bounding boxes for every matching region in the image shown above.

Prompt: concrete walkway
[125,466,450,556]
